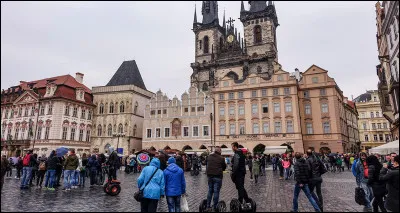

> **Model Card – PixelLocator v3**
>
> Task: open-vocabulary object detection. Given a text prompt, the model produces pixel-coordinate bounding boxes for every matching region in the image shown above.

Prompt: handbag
[181,194,189,212]
[355,186,366,205]
[134,168,158,202]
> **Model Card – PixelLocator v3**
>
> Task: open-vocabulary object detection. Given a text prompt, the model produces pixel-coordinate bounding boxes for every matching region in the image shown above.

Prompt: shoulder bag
[134,168,158,202]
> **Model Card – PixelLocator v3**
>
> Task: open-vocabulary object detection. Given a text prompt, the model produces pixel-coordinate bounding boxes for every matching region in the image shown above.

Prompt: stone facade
[91,85,153,155]
[354,90,392,151]
[142,87,213,151]
[1,73,94,157]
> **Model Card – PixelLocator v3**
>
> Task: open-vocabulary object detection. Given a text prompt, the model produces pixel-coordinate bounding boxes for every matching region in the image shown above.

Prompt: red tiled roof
[18,74,91,93]
[347,100,355,109]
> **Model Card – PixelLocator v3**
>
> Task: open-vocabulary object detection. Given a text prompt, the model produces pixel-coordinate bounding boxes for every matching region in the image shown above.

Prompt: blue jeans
[292,183,321,212]
[20,167,32,187]
[44,170,56,188]
[360,182,373,208]
[79,170,86,186]
[207,177,222,209]
[63,170,74,189]
[272,163,277,171]
[166,196,181,212]
[284,168,290,180]
[73,170,79,186]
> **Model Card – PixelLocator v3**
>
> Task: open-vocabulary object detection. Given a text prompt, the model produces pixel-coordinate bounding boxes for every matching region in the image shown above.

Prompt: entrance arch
[238,145,244,148]
[164,146,171,150]
[319,147,331,154]
[199,145,207,149]
[253,144,266,154]
[149,146,157,151]
[182,145,193,151]
[280,143,293,153]
[104,143,111,153]
[220,144,228,148]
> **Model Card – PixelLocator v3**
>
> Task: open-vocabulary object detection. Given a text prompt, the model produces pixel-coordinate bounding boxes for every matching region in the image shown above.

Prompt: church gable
[13,91,38,105]
[302,65,328,75]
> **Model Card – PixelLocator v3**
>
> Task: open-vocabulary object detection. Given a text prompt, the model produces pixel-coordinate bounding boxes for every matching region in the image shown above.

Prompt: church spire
[222,9,226,29]
[268,1,273,6]
[193,4,197,24]
[201,1,219,25]
[241,1,245,12]
[249,1,267,12]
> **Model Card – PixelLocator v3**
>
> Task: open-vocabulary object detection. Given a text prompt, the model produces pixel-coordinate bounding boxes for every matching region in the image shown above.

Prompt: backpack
[355,186,366,205]
[39,161,46,170]
[23,154,31,167]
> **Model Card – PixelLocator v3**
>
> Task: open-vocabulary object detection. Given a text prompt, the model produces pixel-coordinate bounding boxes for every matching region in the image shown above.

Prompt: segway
[190,168,200,176]
[230,198,256,212]
[199,199,227,212]
[102,164,121,196]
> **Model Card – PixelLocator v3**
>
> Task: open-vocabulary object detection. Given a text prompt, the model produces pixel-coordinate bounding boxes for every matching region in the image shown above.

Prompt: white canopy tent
[369,140,399,155]
[263,146,287,155]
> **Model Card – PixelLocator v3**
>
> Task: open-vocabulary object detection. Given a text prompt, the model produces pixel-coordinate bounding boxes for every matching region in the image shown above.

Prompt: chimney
[75,72,84,84]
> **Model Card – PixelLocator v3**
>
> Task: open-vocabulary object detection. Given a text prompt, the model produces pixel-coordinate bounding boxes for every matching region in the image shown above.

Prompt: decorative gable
[13,91,38,105]
[44,82,57,98]
[75,87,85,102]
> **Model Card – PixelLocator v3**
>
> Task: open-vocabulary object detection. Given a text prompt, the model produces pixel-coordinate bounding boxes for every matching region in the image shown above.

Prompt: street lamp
[113,132,125,153]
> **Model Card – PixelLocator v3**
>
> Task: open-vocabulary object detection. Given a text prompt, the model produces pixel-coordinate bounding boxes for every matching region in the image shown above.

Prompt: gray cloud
[1,1,378,99]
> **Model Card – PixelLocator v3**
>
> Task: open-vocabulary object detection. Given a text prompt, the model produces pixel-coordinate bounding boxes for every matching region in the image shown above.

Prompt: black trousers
[141,198,159,212]
[248,166,253,179]
[309,178,323,211]
[234,174,249,204]
[372,194,386,212]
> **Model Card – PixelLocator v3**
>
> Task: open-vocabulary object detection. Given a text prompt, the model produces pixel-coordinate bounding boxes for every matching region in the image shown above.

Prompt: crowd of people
[1,144,399,213]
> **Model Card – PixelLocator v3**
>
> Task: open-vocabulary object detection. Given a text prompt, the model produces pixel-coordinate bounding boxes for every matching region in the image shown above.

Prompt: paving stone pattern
[1,167,364,212]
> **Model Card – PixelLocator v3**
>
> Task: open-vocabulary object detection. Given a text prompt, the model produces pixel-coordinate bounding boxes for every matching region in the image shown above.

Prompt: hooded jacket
[163,162,186,196]
[64,153,79,170]
[87,155,100,172]
[294,157,311,184]
[46,153,60,170]
[137,158,165,200]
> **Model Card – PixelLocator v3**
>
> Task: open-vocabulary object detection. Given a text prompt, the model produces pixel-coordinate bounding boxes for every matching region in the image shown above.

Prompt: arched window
[99,103,104,114]
[120,102,125,113]
[118,123,123,133]
[203,36,209,53]
[107,124,112,136]
[133,124,137,137]
[109,102,114,113]
[202,83,208,91]
[97,124,102,136]
[134,102,138,114]
[254,25,262,43]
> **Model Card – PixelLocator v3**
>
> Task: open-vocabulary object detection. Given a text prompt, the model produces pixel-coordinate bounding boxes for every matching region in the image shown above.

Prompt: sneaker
[67,188,71,191]
[15,176,17,179]
[48,187,55,191]
[62,188,68,191]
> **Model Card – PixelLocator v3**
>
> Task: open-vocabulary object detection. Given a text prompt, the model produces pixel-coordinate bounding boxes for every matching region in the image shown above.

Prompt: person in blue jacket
[137,158,165,212]
[164,157,186,212]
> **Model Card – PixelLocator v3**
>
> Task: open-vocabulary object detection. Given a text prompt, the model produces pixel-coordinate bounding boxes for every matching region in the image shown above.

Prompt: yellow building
[354,90,392,151]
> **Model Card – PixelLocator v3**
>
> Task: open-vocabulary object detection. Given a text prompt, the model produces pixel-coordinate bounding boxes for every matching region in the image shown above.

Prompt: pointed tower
[201,1,219,25]
[222,9,226,29]
[193,4,198,29]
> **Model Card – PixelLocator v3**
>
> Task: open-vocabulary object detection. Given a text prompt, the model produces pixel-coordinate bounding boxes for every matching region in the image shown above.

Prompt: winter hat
[168,157,176,164]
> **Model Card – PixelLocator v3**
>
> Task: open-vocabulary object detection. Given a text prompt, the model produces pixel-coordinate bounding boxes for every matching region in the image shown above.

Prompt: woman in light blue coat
[137,158,165,212]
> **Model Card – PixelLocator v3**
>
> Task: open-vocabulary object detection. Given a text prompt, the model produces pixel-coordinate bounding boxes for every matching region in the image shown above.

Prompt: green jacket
[252,159,260,175]
[64,154,79,170]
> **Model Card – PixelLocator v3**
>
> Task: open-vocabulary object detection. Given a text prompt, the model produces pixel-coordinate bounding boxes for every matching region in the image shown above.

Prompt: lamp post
[113,132,125,154]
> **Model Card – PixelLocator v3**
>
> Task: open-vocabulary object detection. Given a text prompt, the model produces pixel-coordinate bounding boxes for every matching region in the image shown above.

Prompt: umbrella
[328,153,337,157]
[56,147,69,157]
[137,153,151,165]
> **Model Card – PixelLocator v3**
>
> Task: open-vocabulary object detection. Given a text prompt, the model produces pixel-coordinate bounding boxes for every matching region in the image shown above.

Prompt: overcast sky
[1,1,379,100]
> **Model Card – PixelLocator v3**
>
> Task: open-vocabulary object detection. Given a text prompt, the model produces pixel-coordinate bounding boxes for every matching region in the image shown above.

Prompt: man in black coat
[206,147,227,211]
[175,152,184,170]
[306,149,324,212]
[231,142,249,205]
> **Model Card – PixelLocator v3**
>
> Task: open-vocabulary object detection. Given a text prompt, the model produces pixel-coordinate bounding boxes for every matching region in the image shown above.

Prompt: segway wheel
[108,184,121,196]
[230,198,241,212]
[195,170,199,176]
[216,201,227,212]
[248,198,256,212]
[103,183,109,193]
[199,199,208,212]
[190,170,194,176]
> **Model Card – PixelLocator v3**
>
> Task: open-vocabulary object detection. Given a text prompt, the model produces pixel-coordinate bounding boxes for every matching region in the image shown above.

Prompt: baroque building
[1,73,94,157]
[375,1,399,140]
[91,60,153,155]
[354,90,392,151]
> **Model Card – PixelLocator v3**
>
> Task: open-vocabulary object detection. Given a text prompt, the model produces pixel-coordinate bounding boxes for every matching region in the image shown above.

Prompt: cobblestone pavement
[1,167,364,212]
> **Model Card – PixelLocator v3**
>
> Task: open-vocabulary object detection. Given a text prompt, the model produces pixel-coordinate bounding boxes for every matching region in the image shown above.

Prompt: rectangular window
[88,111,92,120]
[362,123,367,130]
[253,123,259,134]
[79,129,83,141]
[156,128,161,138]
[146,129,152,138]
[31,106,35,116]
[197,106,204,111]
[261,89,267,97]
[361,113,365,118]
[323,122,330,134]
[229,106,235,115]
[377,123,382,129]
[37,126,42,140]
[252,104,258,114]
[239,124,245,134]
[274,121,281,133]
[286,121,293,133]
[383,123,388,129]
[372,123,376,130]
[183,127,189,137]
[364,135,369,141]
[273,88,279,96]
[81,109,86,119]
[251,90,257,98]
[163,109,167,114]
[277,75,283,81]
[304,91,310,98]
[370,112,374,118]
[219,124,225,135]
[376,111,380,117]
[40,105,45,115]
[285,102,292,112]
[312,77,319,83]
[45,127,50,140]
[263,122,270,133]
[320,89,326,96]
[239,105,245,115]
[230,124,235,135]
[70,128,76,141]
[193,126,199,137]
[385,134,390,142]
[229,92,234,100]
[62,127,68,140]
[24,108,28,117]
[373,134,378,141]
[262,104,268,113]
[321,103,328,113]
[158,110,161,114]
[21,128,25,140]
[191,107,195,112]
[165,128,170,137]
[18,108,22,117]
[65,106,69,116]
[203,126,209,136]
[238,91,244,99]
[86,130,91,142]
[184,108,188,113]
[273,103,280,113]
[219,94,224,100]
[15,128,19,140]
[306,123,313,134]
[379,134,384,141]
[151,110,155,115]
[284,87,290,95]
[220,107,225,116]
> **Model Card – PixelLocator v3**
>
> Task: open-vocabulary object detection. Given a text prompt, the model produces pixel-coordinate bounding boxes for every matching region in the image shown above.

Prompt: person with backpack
[72,153,81,189]
[336,156,343,173]
[306,149,326,212]
[15,156,23,180]
[366,155,386,212]
[20,149,34,189]
[352,152,373,212]
[29,153,38,186]
[63,149,79,191]
[36,156,47,188]
[79,153,88,187]
[164,157,186,212]
[44,150,59,191]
